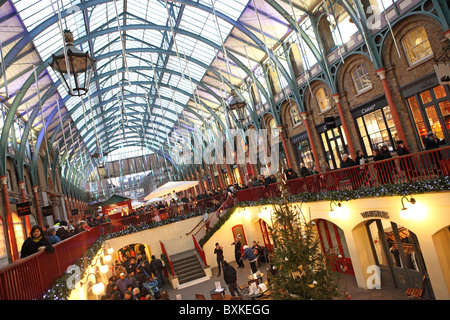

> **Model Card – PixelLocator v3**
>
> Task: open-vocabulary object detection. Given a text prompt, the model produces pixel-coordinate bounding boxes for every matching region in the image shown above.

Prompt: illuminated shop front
[351,96,399,156]
[402,73,450,149]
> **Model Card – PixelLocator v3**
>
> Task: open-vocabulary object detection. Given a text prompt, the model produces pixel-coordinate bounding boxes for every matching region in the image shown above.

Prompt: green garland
[43,237,105,300]
[199,176,450,247]
[43,176,449,299]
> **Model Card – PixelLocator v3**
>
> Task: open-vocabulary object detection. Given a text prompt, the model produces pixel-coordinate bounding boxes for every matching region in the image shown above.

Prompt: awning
[144,181,198,200]
[101,194,132,207]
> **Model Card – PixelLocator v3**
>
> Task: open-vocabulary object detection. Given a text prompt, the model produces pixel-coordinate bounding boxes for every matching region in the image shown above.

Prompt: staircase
[170,250,208,286]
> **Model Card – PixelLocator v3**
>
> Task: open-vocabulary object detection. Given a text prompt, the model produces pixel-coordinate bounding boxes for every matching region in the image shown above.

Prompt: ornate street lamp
[228,89,247,122]
[50,30,96,96]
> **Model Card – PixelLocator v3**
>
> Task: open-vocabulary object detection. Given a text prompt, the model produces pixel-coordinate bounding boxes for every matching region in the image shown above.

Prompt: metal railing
[237,147,450,202]
[0,226,101,300]
[99,194,226,236]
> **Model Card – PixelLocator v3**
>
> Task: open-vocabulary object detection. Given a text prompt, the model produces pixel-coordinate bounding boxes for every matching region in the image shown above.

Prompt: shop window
[12,213,25,255]
[351,63,372,93]
[406,85,450,147]
[0,219,6,259]
[357,106,397,154]
[316,87,331,112]
[321,127,347,169]
[401,27,433,66]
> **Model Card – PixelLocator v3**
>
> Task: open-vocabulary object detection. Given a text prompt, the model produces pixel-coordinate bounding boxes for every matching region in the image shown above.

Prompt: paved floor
[160,259,409,301]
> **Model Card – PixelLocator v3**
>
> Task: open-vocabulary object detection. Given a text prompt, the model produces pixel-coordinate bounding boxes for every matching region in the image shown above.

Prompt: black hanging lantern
[50,30,96,96]
[228,89,247,122]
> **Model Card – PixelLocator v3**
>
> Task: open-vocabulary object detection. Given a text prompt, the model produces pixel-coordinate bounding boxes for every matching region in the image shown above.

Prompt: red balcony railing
[237,146,450,202]
[99,194,226,236]
[0,226,101,300]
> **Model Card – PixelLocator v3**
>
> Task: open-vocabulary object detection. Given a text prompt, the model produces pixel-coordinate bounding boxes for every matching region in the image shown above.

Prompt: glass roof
[3,0,341,174]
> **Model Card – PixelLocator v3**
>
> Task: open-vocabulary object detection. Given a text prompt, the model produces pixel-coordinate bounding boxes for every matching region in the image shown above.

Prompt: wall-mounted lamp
[80,273,105,296]
[329,201,341,219]
[400,196,416,210]
[91,257,109,275]
[102,242,114,262]
[400,196,420,220]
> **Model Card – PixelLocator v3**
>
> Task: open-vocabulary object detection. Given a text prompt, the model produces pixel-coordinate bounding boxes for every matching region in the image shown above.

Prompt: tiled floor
[160,260,409,301]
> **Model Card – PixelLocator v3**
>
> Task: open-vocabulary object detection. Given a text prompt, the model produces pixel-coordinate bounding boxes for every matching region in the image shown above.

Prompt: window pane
[420,90,433,104]
[402,27,433,65]
[407,96,427,145]
[434,85,447,100]
[425,106,444,140]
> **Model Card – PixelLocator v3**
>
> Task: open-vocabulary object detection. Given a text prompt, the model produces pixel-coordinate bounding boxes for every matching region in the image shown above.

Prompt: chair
[405,272,428,300]
[248,279,259,286]
[195,294,206,300]
[210,292,223,300]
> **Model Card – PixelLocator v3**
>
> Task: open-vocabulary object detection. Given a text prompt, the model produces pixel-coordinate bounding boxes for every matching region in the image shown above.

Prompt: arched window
[351,63,372,93]
[401,27,433,66]
[315,87,331,112]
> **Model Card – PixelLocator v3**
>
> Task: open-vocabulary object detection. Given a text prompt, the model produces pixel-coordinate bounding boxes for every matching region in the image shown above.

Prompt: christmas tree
[267,174,344,300]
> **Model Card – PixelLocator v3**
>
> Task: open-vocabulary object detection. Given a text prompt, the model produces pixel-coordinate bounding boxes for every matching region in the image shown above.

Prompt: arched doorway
[365,219,434,298]
[315,219,354,275]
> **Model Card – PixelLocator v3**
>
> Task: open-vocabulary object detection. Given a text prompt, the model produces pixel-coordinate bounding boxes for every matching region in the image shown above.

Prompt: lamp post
[49,30,96,96]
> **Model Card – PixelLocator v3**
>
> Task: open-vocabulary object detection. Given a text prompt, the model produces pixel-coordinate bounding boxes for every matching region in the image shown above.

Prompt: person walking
[214,243,224,276]
[222,261,241,297]
[116,272,132,298]
[150,255,166,288]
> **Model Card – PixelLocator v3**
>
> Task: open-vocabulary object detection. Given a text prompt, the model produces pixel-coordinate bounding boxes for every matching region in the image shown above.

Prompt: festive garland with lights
[44,176,449,299]
[42,207,216,300]
[199,176,450,247]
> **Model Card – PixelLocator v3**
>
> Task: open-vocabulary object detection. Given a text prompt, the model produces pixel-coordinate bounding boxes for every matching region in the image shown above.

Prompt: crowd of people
[100,245,170,300]
[230,134,447,193]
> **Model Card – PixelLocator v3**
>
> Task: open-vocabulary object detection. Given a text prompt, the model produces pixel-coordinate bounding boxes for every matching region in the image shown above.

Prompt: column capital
[375,68,387,80]
[300,112,308,120]
[32,186,39,192]
[18,181,25,189]
[444,29,450,40]
[331,93,341,103]
[0,175,8,185]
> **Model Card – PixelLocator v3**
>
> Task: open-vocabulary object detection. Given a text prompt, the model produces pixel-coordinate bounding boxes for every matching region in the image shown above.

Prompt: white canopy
[144,181,199,200]
[146,197,165,204]
[131,199,146,208]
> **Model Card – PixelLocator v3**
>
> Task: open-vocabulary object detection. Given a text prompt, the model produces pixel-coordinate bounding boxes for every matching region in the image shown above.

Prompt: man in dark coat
[232,236,244,268]
[150,255,166,288]
[222,261,241,297]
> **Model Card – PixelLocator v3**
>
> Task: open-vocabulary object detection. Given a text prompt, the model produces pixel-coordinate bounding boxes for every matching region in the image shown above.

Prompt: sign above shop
[17,201,32,216]
[433,63,450,85]
[360,210,389,219]
[42,205,54,217]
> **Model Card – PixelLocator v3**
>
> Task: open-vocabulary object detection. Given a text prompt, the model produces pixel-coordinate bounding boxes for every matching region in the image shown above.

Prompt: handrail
[160,240,175,276]
[190,195,234,267]
[185,195,227,236]
[237,146,450,202]
[0,226,101,300]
